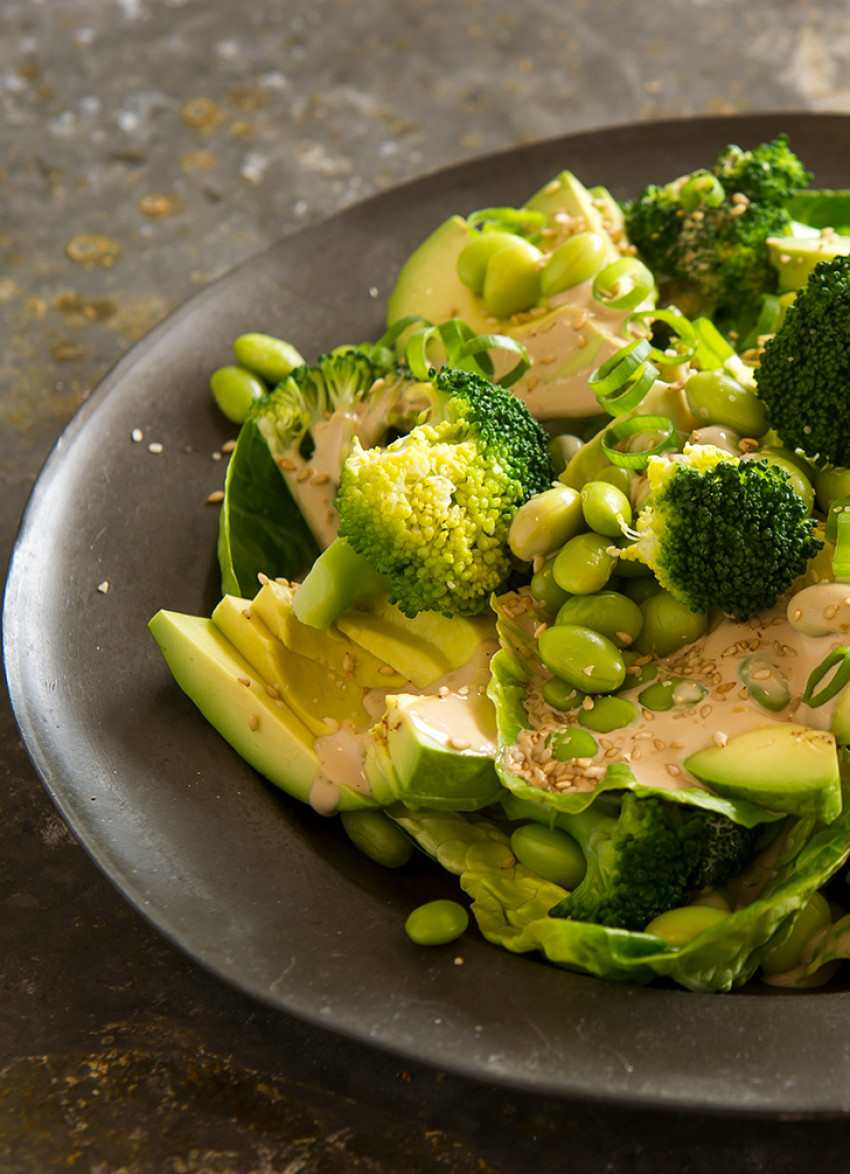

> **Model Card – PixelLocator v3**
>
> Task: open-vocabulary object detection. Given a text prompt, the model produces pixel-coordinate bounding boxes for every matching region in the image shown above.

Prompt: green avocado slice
[148,609,373,812]
[684,723,842,823]
[365,690,501,812]
[250,578,405,689]
[211,594,371,735]
[386,215,493,336]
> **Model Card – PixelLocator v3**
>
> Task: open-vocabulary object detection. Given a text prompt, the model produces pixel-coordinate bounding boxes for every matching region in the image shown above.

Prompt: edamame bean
[596,465,636,497]
[548,434,584,476]
[624,657,658,687]
[210,364,267,424]
[644,904,728,946]
[549,728,599,760]
[621,575,662,605]
[738,653,791,711]
[482,239,543,318]
[580,480,632,537]
[404,899,469,946]
[633,591,708,658]
[537,624,626,693]
[457,231,527,293]
[760,891,832,976]
[541,676,585,711]
[340,809,414,869]
[684,370,769,437]
[639,677,707,712]
[815,465,850,514]
[578,695,639,733]
[233,333,305,385]
[555,590,643,648]
[510,823,586,888]
[530,558,572,614]
[539,231,607,299]
[509,484,585,562]
[552,532,617,595]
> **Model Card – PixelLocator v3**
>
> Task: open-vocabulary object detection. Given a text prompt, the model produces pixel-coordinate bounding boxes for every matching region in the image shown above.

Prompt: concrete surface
[4,1,850,1169]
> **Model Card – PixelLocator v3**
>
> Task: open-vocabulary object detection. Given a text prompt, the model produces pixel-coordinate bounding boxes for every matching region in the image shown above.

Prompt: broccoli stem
[292,537,390,629]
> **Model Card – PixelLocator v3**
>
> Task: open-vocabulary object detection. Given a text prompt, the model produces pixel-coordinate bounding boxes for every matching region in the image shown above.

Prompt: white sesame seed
[96,580,110,594]
[147,441,163,454]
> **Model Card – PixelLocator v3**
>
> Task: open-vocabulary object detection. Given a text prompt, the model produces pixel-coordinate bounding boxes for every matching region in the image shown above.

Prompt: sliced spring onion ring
[466,206,548,239]
[592,257,655,311]
[802,646,850,707]
[405,317,529,388]
[624,307,698,365]
[589,338,658,416]
[679,171,725,211]
[600,414,678,469]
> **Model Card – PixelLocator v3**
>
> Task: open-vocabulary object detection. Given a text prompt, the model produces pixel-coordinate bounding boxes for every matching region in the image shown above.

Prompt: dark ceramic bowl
[6,114,850,1113]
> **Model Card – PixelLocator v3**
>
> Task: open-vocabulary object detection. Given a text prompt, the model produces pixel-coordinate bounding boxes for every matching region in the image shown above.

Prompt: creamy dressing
[500,581,850,799]
[501,278,653,420]
[402,690,497,755]
[307,639,498,813]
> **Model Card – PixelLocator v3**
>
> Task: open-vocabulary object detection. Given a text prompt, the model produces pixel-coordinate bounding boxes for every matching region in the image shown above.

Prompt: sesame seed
[265,684,279,698]
[323,716,340,732]
[96,580,110,594]
[666,763,681,777]
[713,731,728,747]
[248,714,259,732]
[131,428,143,443]
[147,442,163,454]
[241,608,252,620]
[378,664,397,676]
[221,439,237,453]
[206,490,225,504]
[237,676,251,687]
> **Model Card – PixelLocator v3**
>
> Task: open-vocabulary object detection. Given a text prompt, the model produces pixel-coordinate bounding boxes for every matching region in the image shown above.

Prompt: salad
[150,134,850,993]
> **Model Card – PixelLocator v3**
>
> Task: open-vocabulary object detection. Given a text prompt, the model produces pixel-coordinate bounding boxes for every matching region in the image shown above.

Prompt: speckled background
[4,1,850,1170]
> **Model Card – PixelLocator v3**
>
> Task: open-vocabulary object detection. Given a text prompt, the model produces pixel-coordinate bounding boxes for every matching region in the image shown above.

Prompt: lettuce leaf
[487,592,778,828]
[389,803,850,991]
[218,415,319,596]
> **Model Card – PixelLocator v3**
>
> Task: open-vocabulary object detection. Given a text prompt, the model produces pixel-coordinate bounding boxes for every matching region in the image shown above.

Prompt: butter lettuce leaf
[389,802,850,991]
[487,592,777,828]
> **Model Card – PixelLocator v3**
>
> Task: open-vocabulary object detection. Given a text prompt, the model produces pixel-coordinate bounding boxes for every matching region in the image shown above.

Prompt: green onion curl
[600,414,678,469]
[589,338,658,416]
[802,647,850,707]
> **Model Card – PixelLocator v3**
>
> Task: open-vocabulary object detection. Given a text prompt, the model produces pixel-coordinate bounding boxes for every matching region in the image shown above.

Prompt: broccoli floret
[624,136,811,324]
[292,366,554,627]
[753,256,850,466]
[619,444,821,620]
[249,348,425,549]
[548,793,758,932]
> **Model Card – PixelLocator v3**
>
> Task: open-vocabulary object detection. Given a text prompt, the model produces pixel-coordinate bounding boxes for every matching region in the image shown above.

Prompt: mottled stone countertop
[3,1,850,1170]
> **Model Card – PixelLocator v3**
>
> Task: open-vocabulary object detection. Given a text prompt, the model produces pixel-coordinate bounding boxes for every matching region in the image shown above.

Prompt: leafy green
[217,415,320,597]
[389,803,850,991]
[486,591,780,827]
